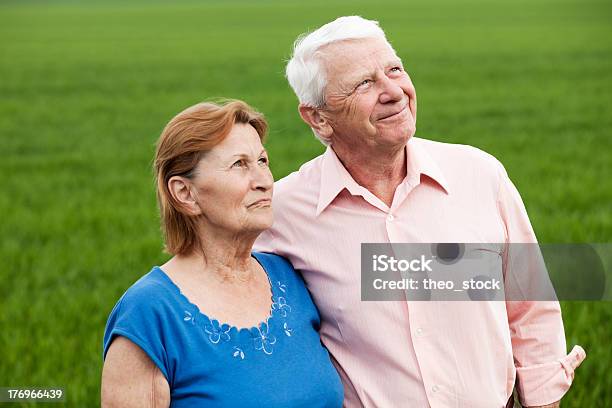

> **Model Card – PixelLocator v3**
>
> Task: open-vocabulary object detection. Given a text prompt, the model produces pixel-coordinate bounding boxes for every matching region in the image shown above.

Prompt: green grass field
[0,0,610,406]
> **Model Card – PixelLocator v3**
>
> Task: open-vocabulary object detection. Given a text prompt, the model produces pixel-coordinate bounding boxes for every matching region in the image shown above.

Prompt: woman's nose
[252,165,273,191]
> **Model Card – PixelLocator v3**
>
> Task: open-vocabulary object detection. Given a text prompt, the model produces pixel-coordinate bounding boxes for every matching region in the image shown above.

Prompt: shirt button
[387,214,395,222]
[432,385,439,393]
[415,327,423,336]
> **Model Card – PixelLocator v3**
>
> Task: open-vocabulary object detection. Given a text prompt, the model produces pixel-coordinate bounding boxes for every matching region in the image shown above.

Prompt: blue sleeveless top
[103,252,343,407]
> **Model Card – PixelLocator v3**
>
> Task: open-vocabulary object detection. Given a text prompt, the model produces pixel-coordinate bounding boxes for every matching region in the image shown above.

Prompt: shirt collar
[405,137,451,195]
[316,137,450,216]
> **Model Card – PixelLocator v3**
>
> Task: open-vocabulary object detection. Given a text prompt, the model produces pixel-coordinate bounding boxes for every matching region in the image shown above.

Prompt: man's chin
[375,126,415,146]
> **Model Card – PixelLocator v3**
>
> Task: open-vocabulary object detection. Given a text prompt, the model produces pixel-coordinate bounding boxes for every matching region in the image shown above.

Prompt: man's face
[320,37,417,151]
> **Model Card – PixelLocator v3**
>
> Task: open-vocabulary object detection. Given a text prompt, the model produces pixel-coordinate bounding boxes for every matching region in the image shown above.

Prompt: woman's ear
[298,105,333,140]
[168,176,202,216]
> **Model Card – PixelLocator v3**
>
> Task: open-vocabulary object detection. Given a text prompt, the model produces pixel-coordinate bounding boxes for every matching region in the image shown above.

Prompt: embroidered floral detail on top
[182,279,292,358]
[232,346,245,360]
[272,296,291,317]
[204,320,231,344]
[184,311,196,324]
[253,320,276,355]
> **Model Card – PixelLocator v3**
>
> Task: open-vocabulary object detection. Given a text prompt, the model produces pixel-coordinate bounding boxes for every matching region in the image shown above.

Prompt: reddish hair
[154,100,268,255]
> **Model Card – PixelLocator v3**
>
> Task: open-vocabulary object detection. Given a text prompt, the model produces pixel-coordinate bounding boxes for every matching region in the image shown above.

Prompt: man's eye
[258,157,269,166]
[232,160,245,168]
[390,66,403,73]
[357,79,372,88]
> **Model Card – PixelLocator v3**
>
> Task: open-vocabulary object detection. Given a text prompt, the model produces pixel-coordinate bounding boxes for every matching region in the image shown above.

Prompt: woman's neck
[167,229,260,285]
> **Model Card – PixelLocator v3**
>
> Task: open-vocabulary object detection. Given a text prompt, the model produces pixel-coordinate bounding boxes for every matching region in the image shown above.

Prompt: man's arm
[497,165,585,407]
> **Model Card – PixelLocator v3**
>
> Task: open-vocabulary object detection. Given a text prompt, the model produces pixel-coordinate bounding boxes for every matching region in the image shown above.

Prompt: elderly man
[254,16,585,408]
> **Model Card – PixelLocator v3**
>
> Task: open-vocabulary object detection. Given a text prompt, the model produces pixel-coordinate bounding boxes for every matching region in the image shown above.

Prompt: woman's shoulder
[103,267,180,346]
[110,267,177,318]
[122,267,170,299]
[103,268,176,379]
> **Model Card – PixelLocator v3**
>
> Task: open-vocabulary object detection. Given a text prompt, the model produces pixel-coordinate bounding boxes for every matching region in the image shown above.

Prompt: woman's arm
[101,337,170,408]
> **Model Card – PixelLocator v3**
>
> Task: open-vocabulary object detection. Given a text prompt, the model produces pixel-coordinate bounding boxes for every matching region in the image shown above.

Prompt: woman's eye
[232,160,245,168]
[258,157,269,166]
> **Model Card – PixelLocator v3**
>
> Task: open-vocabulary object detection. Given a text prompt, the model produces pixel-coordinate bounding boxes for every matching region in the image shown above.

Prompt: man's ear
[168,176,202,216]
[298,105,333,140]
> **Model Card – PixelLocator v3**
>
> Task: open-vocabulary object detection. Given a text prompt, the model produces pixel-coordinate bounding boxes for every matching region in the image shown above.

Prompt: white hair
[286,16,392,145]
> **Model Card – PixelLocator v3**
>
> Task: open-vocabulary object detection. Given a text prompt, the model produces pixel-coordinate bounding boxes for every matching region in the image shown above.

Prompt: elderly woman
[101,100,343,407]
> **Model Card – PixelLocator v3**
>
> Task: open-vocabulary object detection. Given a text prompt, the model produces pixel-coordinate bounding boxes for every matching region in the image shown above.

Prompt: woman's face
[189,123,273,235]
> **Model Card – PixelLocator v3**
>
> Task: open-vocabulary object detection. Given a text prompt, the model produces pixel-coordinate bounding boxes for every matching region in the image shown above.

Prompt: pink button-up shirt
[254,136,585,408]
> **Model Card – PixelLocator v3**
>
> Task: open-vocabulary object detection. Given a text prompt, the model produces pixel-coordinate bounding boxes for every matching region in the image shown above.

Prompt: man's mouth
[378,104,409,121]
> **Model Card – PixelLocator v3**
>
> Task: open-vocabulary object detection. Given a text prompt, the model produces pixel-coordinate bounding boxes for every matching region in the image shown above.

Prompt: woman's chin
[246,214,274,235]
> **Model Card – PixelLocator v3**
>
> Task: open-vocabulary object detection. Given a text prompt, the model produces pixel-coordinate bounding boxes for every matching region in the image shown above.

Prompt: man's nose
[378,75,404,104]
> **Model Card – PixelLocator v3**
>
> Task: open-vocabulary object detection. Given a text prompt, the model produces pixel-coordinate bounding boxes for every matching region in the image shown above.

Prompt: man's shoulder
[414,136,506,177]
[273,153,325,198]
[414,136,502,165]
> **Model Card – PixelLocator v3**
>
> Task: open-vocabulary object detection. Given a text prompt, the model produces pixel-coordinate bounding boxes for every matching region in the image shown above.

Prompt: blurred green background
[0,0,610,406]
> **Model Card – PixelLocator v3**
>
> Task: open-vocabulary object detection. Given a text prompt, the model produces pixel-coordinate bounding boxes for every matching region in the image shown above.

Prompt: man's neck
[332,142,407,207]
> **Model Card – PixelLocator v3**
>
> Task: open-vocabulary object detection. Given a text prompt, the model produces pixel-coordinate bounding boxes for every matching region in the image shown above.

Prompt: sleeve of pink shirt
[496,165,586,407]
